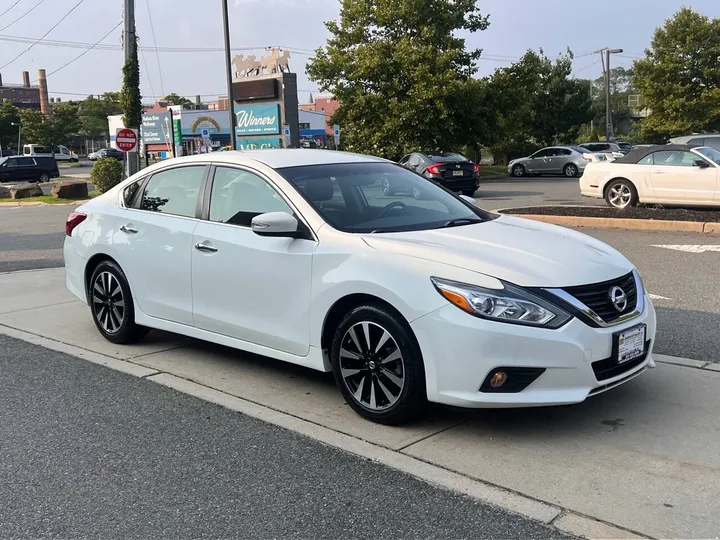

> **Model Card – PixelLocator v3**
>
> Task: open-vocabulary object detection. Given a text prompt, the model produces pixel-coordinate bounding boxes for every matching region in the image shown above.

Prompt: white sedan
[64,150,656,424]
[580,144,720,208]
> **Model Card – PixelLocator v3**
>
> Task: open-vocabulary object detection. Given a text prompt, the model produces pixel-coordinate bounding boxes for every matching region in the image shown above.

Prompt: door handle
[194,242,218,253]
[120,224,138,233]
[654,171,665,174]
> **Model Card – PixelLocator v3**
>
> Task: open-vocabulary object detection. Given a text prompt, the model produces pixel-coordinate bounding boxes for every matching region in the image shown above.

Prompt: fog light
[489,371,507,388]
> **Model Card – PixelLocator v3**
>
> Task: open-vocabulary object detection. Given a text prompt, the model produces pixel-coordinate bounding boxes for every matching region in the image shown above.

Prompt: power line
[0,0,87,70]
[0,0,24,19]
[0,0,47,32]
[574,58,602,73]
[31,21,122,82]
[138,38,157,100]
[144,0,165,97]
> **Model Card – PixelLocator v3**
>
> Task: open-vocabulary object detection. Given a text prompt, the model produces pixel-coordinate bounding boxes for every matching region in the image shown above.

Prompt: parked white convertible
[580,144,720,208]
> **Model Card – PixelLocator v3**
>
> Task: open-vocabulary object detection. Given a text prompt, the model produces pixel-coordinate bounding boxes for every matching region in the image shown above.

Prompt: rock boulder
[51,180,88,200]
[10,183,43,199]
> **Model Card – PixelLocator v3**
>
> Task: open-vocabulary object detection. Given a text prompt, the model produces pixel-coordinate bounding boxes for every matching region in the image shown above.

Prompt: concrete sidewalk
[1,268,719,539]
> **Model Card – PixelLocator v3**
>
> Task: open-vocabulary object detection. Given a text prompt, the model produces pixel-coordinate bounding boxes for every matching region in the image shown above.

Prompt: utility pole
[596,47,623,141]
[222,0,236,150]
[123,0,139,177]
[11,122,20,154]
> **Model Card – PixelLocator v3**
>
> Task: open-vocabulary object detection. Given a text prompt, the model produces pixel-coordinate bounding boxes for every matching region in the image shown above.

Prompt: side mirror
[459,194,476,205]
[694,159,710,168]
[251,212,299,237]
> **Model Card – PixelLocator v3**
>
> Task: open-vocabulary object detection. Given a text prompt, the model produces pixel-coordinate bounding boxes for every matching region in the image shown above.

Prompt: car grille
[591,341,651,381]
[562,272,637,324]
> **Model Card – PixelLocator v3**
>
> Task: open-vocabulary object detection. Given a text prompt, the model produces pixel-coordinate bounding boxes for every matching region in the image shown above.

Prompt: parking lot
[1,174,719,538]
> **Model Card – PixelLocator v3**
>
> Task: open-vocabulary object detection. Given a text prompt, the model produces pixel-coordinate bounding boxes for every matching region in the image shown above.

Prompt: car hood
[361,215,633,288]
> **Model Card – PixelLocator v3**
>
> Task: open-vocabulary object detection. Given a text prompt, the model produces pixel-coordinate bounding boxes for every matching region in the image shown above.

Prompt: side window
[398,155,410,165]
[407,155,421,167]
[209,167,292,227]
[706,137,720,151]
[638,154,654,165]
[140,166,204,217]
[15,157,35,166]
[557,148,572,156]
[688,138,705,146]
[123,180,142,207]
[7,159,21,167]
[532,149,550,158]
[652,151,696,167]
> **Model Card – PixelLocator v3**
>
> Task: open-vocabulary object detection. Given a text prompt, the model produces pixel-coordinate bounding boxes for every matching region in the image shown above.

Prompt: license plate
[614,324,646,364]
[452,170,464,176]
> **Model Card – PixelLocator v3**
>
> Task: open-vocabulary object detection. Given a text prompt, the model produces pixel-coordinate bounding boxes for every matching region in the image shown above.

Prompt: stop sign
[116,128,138,152]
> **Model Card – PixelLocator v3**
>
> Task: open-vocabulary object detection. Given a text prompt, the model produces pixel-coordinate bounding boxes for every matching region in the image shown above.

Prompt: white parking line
[653,244,720,253]
[648,294,672,301]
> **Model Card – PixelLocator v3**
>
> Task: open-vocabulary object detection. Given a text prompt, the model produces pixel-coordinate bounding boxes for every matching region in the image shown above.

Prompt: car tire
[39,173,50,183]
[563,163,579,177]
[89,260,149,344]
[330,304,427,425]
[381,178,395,196]
[604,179,638,209]
[511,164,526,177]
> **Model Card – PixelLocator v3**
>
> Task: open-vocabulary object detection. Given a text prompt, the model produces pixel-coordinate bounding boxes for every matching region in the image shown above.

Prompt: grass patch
[58,161,84,168]
[478,165,507,177]
[0,190,99,204]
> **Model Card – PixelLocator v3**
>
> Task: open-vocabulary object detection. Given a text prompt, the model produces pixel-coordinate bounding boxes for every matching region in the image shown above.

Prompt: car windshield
[695,147,720,165]
[277,162,494,234]
[426,152,468,162]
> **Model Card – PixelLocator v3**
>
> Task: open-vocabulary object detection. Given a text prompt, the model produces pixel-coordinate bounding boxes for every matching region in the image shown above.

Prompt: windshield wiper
[440,218,483,228]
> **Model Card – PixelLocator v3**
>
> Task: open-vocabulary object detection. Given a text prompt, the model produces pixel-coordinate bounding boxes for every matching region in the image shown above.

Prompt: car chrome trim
[543,269,645,328]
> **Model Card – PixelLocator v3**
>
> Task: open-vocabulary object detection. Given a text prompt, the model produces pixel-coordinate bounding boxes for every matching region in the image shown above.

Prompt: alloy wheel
[339,321,405,411]
[92,271,126,334]
[512,165,524,177]
[565,164,577,177]
[608,184,632,208]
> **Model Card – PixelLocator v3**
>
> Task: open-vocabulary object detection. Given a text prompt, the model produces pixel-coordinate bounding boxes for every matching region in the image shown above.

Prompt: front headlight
[431,277,572,329]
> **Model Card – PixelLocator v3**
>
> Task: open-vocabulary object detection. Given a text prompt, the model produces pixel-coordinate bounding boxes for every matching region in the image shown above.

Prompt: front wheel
[89,260,148,344]
[381,178,395,196]
[563,163,578,177]
[511,164,526,177]
[39,173,50,183]
[330,305,427,425]
[605,179,638,209]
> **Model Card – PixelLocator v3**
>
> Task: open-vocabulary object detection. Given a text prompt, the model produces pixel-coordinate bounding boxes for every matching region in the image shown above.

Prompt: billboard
[141,112,172,144]
[234,103,281,136]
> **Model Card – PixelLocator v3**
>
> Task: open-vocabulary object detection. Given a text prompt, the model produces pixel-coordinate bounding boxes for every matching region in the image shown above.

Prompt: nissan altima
[64,150,656,424]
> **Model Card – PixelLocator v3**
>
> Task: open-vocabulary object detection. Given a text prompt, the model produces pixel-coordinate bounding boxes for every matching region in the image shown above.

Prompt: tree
[50,102,81,145]
[79,93,122,139]
[587,67,636,138]
[0,100,21,149]
[164,93,193,108]
[120,38,142,130]
[633,7,720,141]
[18,109,53,146]
[306,0,490,160]
[487,50,593,163]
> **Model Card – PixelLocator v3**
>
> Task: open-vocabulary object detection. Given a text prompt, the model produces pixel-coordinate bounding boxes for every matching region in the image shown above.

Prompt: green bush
[90,158,124,193]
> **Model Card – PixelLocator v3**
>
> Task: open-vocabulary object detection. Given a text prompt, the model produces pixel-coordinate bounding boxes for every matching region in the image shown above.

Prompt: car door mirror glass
[694,159,710,168]
[251,212,298,237]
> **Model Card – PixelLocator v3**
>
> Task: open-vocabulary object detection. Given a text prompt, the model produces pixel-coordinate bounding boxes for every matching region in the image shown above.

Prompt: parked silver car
[508,146,590,177]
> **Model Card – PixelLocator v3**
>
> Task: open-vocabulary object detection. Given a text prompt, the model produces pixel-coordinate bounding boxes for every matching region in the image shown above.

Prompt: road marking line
[648,294,671,300]
[652,244,720,253]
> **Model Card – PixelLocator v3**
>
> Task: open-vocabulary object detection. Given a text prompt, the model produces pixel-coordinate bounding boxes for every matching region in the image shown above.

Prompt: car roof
[150,149,388,170]
[612,144,700,164]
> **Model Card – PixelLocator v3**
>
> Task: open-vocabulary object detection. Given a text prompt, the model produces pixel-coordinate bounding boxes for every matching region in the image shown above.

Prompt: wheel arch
[84,253,120,302]
[602,176,636,198]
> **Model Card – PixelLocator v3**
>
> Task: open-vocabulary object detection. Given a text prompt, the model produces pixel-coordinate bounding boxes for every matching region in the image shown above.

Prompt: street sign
[283,124,291,147]
[333,124,340,148]
[116,128,138,152]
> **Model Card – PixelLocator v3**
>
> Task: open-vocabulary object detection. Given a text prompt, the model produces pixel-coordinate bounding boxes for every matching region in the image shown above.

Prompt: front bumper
[410,294,656,408]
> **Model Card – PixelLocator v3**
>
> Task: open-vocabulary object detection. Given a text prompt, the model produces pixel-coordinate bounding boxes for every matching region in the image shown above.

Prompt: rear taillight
[66,212,86,236]
[470,162,479,173]
[426,163,444,175]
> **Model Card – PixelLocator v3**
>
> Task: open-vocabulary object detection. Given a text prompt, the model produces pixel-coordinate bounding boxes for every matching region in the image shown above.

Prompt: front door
[191,165,316,356]
[111,164,206,326]
[649,150,716,202]
[525,149,552,173]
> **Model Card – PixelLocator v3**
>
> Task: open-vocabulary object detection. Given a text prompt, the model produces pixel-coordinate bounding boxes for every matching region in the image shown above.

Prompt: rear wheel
[605,179,638,209]
[381,178,395,196]
[89,260,148,344]
[330,304,426,425]
[39,173,50,183]
[563,163,579,177]
[511,164,526,177]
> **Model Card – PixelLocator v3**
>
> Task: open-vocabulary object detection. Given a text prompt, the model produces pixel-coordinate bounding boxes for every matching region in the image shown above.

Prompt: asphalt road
[478,175,595,211]
[0,333,570,540]
[1,185,718,363]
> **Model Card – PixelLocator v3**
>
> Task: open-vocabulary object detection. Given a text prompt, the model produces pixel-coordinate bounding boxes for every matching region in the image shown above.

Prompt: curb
[0,321,654,540]
[500,211,720,235]
[0,200,88,207]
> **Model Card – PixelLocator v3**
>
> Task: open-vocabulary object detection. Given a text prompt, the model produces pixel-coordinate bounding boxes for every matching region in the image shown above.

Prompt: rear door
[111,164,207,326]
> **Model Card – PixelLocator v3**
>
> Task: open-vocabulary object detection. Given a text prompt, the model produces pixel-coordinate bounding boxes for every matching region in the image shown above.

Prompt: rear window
[426,152,468,162]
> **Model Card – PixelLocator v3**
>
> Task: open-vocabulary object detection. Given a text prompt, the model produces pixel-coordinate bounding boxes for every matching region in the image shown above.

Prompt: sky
[0,0,718,105]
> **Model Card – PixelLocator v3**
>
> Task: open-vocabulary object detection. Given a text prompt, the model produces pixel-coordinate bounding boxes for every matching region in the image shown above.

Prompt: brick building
[0,71,41,110]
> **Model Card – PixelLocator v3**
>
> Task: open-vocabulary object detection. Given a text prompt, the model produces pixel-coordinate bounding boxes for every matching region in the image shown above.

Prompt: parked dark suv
[398,151,480,196]
[0,155,60,183]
